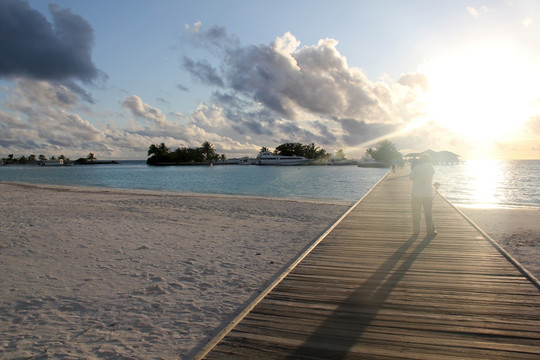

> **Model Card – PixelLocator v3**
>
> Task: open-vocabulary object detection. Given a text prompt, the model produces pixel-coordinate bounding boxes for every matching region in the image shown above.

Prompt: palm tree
[365,140,401,164]
[87,153,96,162]
[201,141,217,162]
[148,144,159,157]
[148,142,169,157]
[335,149,346,160]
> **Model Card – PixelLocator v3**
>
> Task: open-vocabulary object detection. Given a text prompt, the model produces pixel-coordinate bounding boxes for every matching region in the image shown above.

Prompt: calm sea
[1,160,539,208]
[434,159,540,209]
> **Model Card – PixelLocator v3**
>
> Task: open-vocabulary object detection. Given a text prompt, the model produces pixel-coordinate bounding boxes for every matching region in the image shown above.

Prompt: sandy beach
[0,183,349,359]
[457,206,540,280]
[1,182,539,359]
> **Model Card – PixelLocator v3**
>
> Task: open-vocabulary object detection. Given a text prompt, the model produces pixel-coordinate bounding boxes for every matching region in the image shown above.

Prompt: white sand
[2,182,539,359]
[0,182,350,359]
[458,206,540,281]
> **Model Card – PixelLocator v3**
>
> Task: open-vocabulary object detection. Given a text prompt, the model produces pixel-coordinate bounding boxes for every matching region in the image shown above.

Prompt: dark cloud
[224,44,299,117]
[0,0,99,83]
[340,118,397,146]
[176,83,189,92]
[312,121,338,145]
[181,57,224,87]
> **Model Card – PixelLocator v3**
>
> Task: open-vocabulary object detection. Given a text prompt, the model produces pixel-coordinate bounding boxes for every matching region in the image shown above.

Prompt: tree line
[146,140,402,165]
[146,141,333,165]
[1,153,70,164]
[2,139,402,166]
[261,142,330,161]
[364,139,403,164]
[147,141,225,165]
[1,152,104,165]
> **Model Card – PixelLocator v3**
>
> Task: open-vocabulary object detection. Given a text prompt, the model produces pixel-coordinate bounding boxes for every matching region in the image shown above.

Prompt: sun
[423,44,537,146]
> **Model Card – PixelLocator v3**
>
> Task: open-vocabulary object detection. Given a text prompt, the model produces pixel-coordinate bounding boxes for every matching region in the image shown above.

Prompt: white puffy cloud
[0,79,103,153]
[0,73,266,158]
[180,27,436,155]
[122,95,169,127]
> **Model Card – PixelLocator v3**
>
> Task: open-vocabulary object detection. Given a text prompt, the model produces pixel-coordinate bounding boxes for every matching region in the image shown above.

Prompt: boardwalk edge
[438,192,540,291]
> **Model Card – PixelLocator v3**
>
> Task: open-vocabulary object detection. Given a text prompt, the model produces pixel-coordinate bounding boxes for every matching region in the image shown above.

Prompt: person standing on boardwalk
[409,154,436,236]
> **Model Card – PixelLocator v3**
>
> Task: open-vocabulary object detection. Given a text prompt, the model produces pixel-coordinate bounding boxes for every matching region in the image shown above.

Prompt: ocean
[1,160,539,208]
[434,159,540,209]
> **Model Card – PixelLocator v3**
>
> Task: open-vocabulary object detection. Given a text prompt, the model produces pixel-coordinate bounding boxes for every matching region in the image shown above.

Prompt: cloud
[0,0,100,83]
[340,119,397,147]
[179,27,433,153]
[176,83,189,92]
[467,6,480,18]
[0,78,103,153]
[0,78,259,158]
[181,57,224,86]
[184,28,422,131]
[8,18,526,160]
[466,5,489,18]
[185,22,240,50]
[122,95,169,126]
[397,72,429,91]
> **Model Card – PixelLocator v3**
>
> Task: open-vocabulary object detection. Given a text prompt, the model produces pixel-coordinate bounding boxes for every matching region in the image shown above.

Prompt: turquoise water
[1,160,539,208]
[0,162,387,203]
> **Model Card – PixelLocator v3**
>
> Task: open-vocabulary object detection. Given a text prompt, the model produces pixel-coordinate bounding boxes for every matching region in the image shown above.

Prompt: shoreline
[0,181,354,207]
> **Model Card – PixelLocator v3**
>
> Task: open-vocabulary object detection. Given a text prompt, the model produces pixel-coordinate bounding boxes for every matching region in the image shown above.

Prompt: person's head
[420,154,431,163]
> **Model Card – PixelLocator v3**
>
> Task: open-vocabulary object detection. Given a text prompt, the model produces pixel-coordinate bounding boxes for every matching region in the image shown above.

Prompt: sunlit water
[434,159,540,209]
[1,160,539,208]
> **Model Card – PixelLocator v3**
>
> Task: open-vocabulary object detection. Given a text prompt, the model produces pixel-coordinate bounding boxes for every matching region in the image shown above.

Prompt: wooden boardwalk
[195,168,540,359]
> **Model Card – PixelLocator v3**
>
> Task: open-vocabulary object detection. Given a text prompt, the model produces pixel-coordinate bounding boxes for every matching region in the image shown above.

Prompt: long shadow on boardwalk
[288,233,435,359]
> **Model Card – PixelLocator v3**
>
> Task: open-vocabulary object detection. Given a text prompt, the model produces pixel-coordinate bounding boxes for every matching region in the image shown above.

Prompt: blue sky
[1,0,539,160]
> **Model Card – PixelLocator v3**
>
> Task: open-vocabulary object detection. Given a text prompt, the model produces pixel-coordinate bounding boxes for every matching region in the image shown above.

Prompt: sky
[1,0,540,160]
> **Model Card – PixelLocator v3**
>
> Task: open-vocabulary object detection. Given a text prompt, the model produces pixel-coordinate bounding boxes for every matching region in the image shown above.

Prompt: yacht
[256,152,312,166]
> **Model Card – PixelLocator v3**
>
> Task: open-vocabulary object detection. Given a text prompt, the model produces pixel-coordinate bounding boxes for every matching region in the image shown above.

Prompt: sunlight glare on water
[464,159,504,208]
[434,159,539,209]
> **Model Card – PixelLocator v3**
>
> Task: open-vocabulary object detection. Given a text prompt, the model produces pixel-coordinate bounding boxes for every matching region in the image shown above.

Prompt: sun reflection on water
[462,159,506,208]
[434,159,521,209]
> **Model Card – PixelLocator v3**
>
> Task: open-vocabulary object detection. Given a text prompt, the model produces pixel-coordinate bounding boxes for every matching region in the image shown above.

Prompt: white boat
[256,151,313,166]
[237,157,257,165]
[39,159,65,166]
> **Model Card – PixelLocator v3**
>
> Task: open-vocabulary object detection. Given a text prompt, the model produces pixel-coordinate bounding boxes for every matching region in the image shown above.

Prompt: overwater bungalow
[404,150,460,165]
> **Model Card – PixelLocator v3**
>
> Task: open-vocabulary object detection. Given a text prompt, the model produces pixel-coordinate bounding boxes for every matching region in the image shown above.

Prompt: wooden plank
[195,167,540,360]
